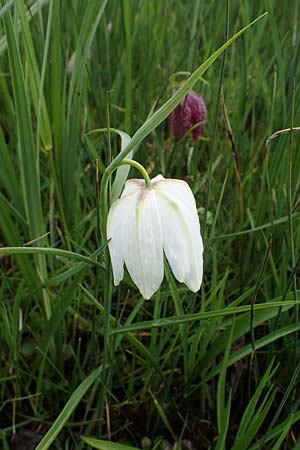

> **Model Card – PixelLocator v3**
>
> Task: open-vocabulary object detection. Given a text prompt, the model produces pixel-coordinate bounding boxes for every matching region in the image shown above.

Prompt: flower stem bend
[119,159,152,188]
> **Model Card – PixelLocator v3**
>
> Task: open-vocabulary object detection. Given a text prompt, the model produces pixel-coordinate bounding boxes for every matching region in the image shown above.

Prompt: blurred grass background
[1,0,300,449]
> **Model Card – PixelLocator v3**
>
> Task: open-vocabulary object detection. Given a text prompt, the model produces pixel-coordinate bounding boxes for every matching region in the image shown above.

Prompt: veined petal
[155,184,203,292]
[154,178,197,218]
[123,188,164,299]
[107,192,139,286]
[151,174,165,183]
[121,178,145,197]
[107,179,148,288]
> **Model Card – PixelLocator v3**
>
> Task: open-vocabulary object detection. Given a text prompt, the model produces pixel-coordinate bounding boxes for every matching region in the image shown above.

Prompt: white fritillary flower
[107,175,203,299]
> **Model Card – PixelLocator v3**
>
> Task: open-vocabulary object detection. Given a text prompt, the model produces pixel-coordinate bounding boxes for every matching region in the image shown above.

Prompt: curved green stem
[119,159,152,187]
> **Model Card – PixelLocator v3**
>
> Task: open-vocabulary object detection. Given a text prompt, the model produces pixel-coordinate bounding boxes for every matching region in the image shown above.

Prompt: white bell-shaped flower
[107,175,203,299]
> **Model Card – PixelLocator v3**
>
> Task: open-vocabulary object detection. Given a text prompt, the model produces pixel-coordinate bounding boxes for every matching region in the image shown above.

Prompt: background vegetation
[1,0,300,449]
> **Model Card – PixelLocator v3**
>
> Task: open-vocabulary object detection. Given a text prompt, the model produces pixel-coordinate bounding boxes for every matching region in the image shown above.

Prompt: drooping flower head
[169,90,206,141]
[107,175,203,299]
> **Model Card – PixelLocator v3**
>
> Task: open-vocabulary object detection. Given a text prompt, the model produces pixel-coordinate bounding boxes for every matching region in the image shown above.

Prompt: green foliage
[1,1,300,449]
[81,437,141,450]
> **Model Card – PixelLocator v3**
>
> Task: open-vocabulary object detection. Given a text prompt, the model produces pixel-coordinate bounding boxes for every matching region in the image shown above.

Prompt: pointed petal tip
[189,281,202,293]
[112,276,121,287]
[138,280,160,300]
[186,268,203,293]
[139,285,156,300]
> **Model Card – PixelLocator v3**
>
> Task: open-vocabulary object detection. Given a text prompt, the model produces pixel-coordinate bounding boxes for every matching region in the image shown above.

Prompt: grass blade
[2,3,50,317]
[35,366,102,450]
[0,245,106,267]
[81,437,141,450]
[17,0,52,150]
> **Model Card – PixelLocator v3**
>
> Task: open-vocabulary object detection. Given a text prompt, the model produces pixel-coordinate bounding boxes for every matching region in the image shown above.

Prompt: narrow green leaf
[248,412,300,450]
[233,389,276,450]
[81,437,141,450]
[0,195,37,288]
[215,392,232,450]
[212,213,300,241]
[150,391,176,441]
[234,360,276,442]
[0,0,49,54]
[0,130,21,206]
[271,415,294,450]
[217,319,235,436]
[45,247,106,288]
[17,0,52,149]
[204,325,298,382]
[260,360,300,448]
[2,5,44,241]
[51,0,65,178]
[201,296,290,367]
[33,283,78,373]
[35,366,102,450]
[87,128,133,202]
[123,0,132,134]
[63,0,108,222]
[67,0,108,111]
[0,246,106,267]
[2,3,50,316]
[109,298,299,335]
[165,262,189,382]
[0,0,16,19]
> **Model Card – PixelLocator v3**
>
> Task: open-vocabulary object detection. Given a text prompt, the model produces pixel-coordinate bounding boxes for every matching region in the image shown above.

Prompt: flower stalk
[119,159,152,187]
[99,157,152,431]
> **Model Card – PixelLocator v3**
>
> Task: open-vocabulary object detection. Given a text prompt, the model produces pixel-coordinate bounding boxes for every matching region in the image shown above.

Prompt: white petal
[151,174,165,183]
[121,179,145,197]
[123,188,164,299]
[107,194,138,286]
[155,183,203,292]
[154,178,197,216]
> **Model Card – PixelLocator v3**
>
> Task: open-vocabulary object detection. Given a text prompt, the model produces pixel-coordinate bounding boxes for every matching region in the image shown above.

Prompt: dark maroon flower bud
[169,90,206,141]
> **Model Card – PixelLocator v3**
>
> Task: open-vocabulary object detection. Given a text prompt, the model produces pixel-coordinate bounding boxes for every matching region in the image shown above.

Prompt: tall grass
[1,1,300,449]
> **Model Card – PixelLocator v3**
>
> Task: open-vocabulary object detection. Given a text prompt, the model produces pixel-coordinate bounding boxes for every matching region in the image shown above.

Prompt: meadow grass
[1,1,300,449]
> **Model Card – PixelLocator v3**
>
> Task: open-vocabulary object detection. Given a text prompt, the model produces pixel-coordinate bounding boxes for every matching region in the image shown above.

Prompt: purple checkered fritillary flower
[170,90,206,141]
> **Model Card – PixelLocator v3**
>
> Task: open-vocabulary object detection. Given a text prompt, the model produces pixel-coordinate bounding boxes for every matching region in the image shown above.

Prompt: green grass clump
[1,1,300,449]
